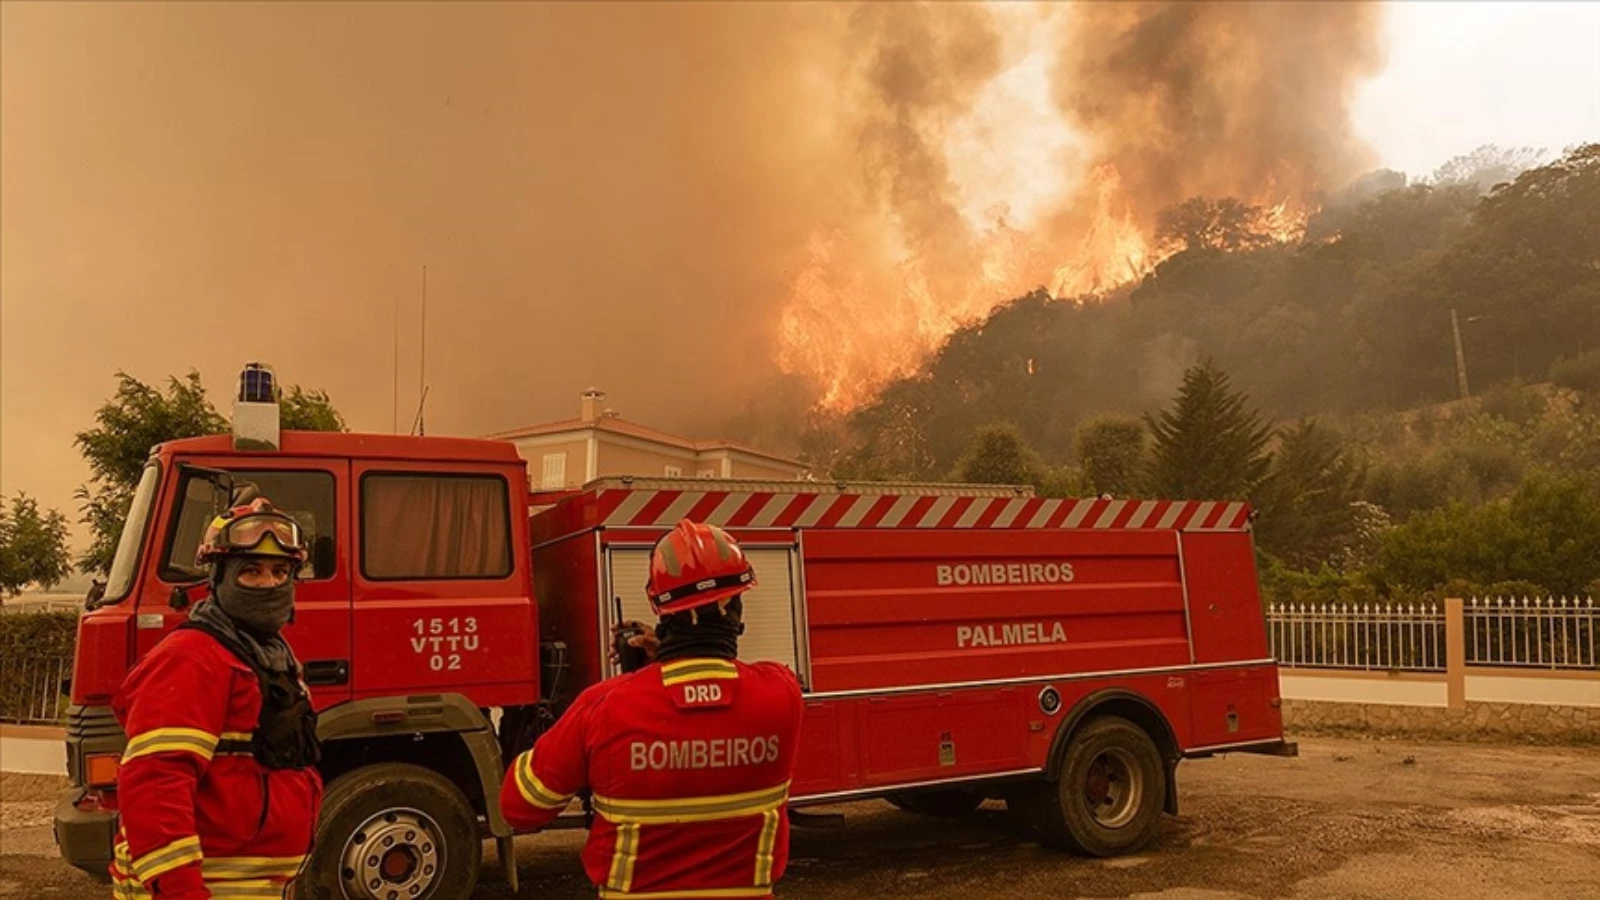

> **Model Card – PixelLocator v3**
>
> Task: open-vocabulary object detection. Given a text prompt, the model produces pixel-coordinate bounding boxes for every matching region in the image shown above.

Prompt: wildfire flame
[775,1,1359,415]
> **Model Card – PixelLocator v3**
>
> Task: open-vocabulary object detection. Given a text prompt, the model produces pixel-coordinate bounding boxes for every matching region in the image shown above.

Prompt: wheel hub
[1082,747,1143,829]
[340,808,443,900]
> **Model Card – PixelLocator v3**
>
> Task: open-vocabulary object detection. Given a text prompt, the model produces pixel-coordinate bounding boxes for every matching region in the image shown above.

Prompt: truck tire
[299,763,483,900]
[1035,715,1166,856]
[885,788,984,817]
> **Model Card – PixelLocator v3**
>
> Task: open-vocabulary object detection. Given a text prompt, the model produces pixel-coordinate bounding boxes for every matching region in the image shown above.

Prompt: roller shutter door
[606,546,799,674]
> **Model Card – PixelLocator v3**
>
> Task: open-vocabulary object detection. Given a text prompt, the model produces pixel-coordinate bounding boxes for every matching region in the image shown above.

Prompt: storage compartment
[604,545,804,679]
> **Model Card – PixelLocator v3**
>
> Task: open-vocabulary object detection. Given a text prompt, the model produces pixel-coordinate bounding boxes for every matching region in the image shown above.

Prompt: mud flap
[498,834,518,893]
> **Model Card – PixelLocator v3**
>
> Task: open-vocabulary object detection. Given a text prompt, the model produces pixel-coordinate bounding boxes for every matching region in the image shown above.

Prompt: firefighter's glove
[609,620,660,672]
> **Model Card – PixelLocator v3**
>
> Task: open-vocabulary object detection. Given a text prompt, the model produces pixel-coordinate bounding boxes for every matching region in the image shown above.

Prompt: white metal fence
[1267,596,1598,671]
[0,646,72,724]
[1268,602,1447,671]
[1466,596,1597,669]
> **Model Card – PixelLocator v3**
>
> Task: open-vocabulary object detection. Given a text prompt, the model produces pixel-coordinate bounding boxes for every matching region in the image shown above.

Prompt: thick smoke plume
[777,1,1386,412]
[1051,2,1384,234]
[3,2,1385,531]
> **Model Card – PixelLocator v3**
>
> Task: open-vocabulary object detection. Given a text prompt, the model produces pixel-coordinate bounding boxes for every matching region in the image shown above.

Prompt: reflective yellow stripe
[206,879,291,899]
[753,808,780,886]
[606,822,640,892]
[660,659,739,687]
[202,855,306,879]
[592,782,789,825]
[597,888,773,899]
[130,835,203,881]
[112,874,152,900]
[123,727,220,763]
[514,750,573,810]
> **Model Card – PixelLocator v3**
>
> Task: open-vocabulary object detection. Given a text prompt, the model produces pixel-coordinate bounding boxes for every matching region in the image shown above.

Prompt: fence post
[1446,597,1466,709]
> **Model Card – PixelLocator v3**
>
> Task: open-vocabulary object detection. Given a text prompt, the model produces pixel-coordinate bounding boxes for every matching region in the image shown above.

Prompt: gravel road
[4,737,1597,899]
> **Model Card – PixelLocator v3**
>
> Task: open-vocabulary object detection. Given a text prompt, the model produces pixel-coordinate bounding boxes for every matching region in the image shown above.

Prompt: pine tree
[1144,359,1272,499]
[1254,421,1365,568]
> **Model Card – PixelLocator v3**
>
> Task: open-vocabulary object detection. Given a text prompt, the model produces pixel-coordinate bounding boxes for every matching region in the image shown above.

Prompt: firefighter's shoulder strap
[178,619,322,770]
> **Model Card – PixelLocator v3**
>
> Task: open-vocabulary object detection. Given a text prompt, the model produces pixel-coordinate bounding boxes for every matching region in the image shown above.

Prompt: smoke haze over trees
[815,144,1600,601]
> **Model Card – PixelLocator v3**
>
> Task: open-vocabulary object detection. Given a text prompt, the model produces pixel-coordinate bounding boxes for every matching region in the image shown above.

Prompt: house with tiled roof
[485,389,810,489]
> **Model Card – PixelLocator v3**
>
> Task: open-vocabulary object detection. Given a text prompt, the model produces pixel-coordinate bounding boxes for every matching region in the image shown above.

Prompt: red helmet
[646,519,757,616]
[196,498,308,567]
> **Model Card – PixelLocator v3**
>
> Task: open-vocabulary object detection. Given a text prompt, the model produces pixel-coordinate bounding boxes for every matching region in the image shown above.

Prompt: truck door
[349,464,537,700]
[136,459,355,709]
[603,543,807,686]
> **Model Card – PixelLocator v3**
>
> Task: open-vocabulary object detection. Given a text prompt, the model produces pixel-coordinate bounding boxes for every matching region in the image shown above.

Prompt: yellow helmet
[196,498,307,567]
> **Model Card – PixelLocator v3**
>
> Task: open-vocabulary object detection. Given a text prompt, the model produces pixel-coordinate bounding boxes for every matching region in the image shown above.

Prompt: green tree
[1550,349,1600,397]
[1369,474,1600,596]
[281,386,348,432]
[1145,360,1273,499]
[74,371,226,574]
[1254,421,1365,569]
[0,494,73,599]
[952,424,1045,488]
[74,370,346,574]
[1075,415,1147,496]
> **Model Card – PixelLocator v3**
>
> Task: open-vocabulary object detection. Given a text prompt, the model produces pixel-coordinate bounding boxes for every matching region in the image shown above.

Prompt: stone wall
[1283,698,1600,743]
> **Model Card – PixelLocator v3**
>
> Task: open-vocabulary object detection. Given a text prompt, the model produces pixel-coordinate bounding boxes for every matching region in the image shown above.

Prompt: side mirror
[169,581,205,611]
[84,580,107,611]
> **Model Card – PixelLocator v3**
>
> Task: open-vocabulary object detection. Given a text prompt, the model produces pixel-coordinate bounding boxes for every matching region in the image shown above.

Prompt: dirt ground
[4,736,1597,899]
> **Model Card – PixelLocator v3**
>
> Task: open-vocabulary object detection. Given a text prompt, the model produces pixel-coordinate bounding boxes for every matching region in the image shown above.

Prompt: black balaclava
[213,555,295,635]
[654,595,745,664]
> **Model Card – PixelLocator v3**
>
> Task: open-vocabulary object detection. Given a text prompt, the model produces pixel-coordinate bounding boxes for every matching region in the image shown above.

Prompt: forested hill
[809,144,1599,482]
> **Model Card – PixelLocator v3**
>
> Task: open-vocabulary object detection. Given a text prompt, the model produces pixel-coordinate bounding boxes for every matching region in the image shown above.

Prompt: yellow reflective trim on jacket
[659,659,739,688]
[122,728,219,763]
[130,834,203,881]
[597,888,773,899]
[112,873,152,900]
[753,808,780,887]
[515,750,574,810]
[591,782,789,825]
[202,854,307,879]
[206,879,292,899]
[606,822,640,892]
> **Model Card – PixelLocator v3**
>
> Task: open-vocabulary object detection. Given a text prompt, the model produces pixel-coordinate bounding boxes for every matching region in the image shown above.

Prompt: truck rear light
[85,753,121,789]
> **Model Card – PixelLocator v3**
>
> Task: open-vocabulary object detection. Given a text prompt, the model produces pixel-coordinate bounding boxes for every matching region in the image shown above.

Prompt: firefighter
[109,498,322,900]
[500,519,805,899]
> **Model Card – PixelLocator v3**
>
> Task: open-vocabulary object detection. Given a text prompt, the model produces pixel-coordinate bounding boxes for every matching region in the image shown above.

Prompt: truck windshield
[103,463,161,603]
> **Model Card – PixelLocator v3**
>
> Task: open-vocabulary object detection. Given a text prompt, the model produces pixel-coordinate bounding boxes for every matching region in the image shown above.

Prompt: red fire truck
[56,370,1292,900]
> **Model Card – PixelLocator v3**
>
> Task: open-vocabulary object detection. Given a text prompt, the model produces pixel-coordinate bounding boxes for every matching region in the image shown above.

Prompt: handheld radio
[612,595,650,673]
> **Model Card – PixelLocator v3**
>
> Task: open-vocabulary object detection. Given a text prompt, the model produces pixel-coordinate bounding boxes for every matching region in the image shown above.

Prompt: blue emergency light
[238,363,278,404]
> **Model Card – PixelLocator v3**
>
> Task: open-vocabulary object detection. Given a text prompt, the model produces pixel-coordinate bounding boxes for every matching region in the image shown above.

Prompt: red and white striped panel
[593,490,1252,532]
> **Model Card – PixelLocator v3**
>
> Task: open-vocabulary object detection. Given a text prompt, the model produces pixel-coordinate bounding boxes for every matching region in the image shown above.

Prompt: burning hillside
[776,2,1382,412]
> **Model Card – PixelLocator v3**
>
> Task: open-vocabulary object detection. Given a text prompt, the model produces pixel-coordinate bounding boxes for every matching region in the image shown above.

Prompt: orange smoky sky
[2,2,1383,556]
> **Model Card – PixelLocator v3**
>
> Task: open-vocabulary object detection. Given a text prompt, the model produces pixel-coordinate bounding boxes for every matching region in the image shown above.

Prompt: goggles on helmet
[214,512,303,555]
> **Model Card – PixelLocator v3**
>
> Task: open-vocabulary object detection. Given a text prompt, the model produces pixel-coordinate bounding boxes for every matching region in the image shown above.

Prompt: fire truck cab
[56,366,1292,900]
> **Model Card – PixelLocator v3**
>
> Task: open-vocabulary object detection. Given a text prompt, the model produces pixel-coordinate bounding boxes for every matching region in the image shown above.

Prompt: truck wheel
[885,788,984,817]
[1037,716,1166,856]
[299,763,482,900]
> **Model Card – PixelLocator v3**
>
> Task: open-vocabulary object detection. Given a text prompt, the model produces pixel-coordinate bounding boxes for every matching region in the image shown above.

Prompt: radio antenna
[417,265,427,436]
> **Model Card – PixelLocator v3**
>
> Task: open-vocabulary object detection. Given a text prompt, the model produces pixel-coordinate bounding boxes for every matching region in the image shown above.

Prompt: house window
[664,465,683,477]
[698,469,717,478]
[541,453,567,489]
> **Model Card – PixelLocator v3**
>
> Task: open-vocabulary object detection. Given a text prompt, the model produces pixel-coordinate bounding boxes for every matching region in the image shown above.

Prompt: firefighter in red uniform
[109,498,323,900]
[501,519,805,899]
